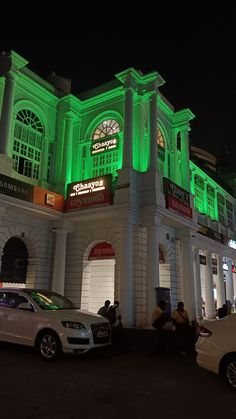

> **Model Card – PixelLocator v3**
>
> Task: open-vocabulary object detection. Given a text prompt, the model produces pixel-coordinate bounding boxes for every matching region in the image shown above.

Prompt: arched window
[92,119,120,180]
[93,119,120,139]
[157,128,166,174]
[157,128,165,148]
[12,109,44,180]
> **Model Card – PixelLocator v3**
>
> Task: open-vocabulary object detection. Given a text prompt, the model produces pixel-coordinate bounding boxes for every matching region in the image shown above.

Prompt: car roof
[0,288,51,293]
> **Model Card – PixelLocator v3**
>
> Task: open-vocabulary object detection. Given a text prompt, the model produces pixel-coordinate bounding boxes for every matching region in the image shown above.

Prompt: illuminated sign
[91,136,119,155]
[228,239,236,249]
[223,263,228,271]
[65,175,112,212]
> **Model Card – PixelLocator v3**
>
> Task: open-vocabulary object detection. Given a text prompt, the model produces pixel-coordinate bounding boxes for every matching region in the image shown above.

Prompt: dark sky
[1,2,235,158]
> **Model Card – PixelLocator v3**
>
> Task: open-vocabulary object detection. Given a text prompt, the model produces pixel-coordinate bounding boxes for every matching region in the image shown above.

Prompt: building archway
[81,241,115,313]
[0,237,28,285]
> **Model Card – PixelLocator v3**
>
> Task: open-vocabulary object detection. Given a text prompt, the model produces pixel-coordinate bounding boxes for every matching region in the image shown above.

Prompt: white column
[180,128,190,191]
[119,224,133,326]
[122,87,133,169]
[204,252,215,318]
[0,71,18,156]
[149,90,158,170]
[146,224,160,325]
[193,248,202,319]
[215,255,225,308]
[226,258,234,304]
[52,229,68,295]
[61,115,74,185]
[182,238,196,320]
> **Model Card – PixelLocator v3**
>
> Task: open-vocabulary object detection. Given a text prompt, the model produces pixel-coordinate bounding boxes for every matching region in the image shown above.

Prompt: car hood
[41,309,108,324]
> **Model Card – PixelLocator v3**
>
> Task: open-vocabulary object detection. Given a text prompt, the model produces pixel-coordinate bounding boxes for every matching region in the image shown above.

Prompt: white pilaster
[180,128,190,192]
[149,90,158,170]
[52,229,68,295]
[193,248,202,319]
[61,115,74,187]
[122,86,133,169]
[119,224,133,326]
[225,258,234,305]
[146,223,160,325]
[182,237,196,320]
[215,255,225,308]
[0,71,18,156]
[204,251,215,318]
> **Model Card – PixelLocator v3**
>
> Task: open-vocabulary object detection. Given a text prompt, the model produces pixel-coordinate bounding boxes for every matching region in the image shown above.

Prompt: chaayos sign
[64,175,112,212]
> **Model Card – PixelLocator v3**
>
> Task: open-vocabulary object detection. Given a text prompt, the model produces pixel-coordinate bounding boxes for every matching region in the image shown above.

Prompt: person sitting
[97,300,110,318]
[217,303,228,319]
[151,300,168,330]
[172,301,192,355]
[107,300,122,328]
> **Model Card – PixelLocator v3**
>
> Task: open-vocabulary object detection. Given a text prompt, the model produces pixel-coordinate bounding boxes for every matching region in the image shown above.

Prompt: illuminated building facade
[0,50,236,326]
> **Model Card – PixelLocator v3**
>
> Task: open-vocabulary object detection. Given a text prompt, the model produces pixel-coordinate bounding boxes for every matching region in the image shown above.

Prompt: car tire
[222,355,236,389]
[36,330,62,361]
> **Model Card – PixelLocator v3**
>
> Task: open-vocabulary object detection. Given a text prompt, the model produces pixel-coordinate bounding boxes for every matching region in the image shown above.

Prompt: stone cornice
[0,50,28,76]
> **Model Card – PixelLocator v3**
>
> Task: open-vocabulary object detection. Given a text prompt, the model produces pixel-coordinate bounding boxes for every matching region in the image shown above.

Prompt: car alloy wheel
[225,357,236,389]
[38,331,61,361]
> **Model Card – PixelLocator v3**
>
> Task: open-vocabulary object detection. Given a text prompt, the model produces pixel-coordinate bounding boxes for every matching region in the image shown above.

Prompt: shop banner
[88,242,115,259]
[64,190,112,211]
[166,195,192,219]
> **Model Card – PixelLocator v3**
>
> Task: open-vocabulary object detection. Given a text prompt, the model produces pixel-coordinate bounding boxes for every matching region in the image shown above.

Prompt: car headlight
[61,321,86,330]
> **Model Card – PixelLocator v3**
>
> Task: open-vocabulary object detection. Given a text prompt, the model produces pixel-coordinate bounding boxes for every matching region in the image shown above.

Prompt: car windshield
[25,291,78,310]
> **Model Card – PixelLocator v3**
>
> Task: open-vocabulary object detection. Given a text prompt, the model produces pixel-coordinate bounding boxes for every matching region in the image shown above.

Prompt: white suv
[0,288,111,360]
[196,314,236,389]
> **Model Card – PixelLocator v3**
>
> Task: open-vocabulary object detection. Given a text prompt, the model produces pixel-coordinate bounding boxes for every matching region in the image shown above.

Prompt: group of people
[152,300,197,355]
[97,299,123,328]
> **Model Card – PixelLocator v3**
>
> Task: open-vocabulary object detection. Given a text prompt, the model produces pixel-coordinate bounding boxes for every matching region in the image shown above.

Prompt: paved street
[0,342,235,419]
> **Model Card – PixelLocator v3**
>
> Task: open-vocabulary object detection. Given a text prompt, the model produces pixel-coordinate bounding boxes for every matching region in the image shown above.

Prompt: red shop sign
[88,242,115,260]
[166,195,192,219]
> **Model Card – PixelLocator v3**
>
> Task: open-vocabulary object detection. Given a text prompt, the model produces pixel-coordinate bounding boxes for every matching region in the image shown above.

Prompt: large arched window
[92,119,120,180]
[12,109,44,180]
[157,128,165,148]
[157,128,166,174]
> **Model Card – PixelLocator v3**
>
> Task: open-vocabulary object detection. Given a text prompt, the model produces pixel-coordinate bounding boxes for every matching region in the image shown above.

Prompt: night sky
[1,2,235,158]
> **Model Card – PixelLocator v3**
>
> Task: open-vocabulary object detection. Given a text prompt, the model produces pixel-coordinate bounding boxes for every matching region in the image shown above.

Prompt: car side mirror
[18,302,34,311]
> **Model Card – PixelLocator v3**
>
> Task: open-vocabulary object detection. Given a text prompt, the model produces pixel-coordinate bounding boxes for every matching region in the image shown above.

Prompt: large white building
[0,50,236,326]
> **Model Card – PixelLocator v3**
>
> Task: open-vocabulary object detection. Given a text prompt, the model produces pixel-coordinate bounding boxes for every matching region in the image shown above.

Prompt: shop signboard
[163,177,190,206]
[88,242,115,259]
[198,224,223,244]
[33,186,64,211]
[91,136,119,155]
[65,174,112,212]
[166,195,192,219]
[0,173,34,202]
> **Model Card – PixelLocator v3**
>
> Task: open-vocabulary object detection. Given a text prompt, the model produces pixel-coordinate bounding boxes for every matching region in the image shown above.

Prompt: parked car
[0,288,111,360]
[196,314,236,389]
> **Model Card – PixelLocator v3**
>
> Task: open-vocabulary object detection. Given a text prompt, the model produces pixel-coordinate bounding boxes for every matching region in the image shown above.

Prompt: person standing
[97,300,110,318]
[172,301,192,354]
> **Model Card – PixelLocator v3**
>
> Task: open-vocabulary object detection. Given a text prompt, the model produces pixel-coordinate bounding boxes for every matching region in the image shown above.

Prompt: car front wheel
[37,330,62,361]
[223,355,236,389]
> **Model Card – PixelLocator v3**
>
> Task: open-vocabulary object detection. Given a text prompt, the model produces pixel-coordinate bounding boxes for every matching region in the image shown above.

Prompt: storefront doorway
[0,237,28,286]
[81,242,115,313]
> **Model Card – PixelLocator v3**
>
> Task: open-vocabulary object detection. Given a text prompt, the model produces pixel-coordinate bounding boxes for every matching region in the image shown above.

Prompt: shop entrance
[0,237,28,285]
[81,242,115,313]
